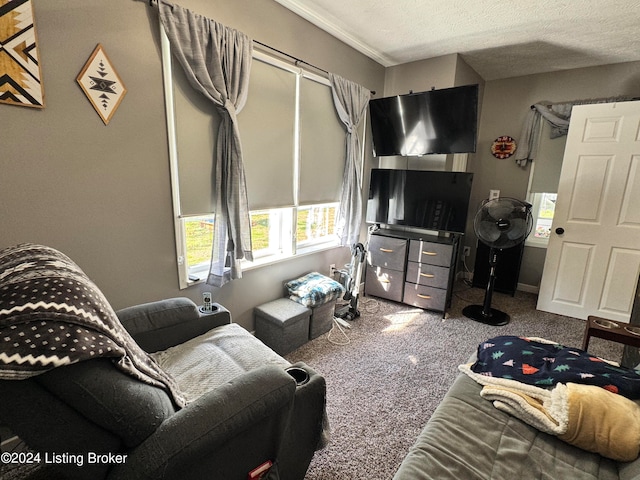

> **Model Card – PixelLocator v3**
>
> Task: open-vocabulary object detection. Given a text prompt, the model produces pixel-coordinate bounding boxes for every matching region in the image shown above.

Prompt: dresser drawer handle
[417,294,432,299]
[379,278,391,284]
[419,273,435,278]
[379,248,394,253]
[422,251,438,256]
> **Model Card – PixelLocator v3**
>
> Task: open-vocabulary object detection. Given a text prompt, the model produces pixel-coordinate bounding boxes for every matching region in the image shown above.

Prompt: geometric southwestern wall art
[0,0,45,108]
[76,44,127,125]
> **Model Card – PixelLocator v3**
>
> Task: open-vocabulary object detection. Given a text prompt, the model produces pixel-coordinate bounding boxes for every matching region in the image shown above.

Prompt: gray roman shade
[172,56,348,215]
[240,59,296,210]
[173,58,217,216]
[298,76,345,206]
[240,63,345,210]
[529,121,565,193]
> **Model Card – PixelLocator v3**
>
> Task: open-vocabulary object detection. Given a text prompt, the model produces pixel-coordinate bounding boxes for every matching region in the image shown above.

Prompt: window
[182,204,337,280]
[161,28,347,287]
[525,120,565,248]
[184,216,215,271]
[297,204,338,249]
[527,192,557,246]
[248,207,294,262]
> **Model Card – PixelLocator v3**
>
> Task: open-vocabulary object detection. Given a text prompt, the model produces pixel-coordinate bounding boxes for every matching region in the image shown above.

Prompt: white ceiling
[274,0,640,80]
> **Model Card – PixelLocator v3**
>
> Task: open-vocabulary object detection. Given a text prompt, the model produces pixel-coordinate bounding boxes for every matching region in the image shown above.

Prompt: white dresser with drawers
[365,229,460,316]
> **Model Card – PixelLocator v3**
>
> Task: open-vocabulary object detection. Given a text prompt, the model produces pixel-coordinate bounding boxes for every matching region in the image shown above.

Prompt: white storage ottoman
[254,298,311,355]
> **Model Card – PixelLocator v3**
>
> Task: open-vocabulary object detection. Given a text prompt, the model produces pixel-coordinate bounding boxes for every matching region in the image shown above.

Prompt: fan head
[474,198,533,249]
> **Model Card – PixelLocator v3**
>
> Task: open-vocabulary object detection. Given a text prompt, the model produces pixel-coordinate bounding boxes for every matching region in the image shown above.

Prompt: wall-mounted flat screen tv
[366,169,473,234]
[369,84,479,156]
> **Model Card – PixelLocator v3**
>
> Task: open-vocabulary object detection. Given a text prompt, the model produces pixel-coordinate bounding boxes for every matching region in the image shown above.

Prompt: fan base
[462,304,510,326]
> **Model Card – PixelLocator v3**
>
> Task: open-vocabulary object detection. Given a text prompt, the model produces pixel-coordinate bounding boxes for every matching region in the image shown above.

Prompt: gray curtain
[329,73,370,247]
[158,0,253,287]
[515,96,635,167]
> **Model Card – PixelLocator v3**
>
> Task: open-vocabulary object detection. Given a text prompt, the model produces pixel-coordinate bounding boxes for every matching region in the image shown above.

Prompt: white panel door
[537,101,640,322]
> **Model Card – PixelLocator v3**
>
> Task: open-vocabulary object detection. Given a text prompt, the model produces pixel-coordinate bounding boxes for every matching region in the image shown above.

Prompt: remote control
[202,292,212,313]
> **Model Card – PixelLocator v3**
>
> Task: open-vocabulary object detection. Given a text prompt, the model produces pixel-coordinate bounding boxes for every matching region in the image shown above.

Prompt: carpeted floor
[1,282,624,480]
[286,281,625,480]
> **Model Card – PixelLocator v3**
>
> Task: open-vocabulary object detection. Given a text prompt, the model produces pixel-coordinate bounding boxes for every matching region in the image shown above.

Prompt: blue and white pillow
[285,272,345,308]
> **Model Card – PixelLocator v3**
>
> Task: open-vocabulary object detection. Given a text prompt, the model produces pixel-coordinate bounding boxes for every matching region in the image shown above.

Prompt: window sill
[184,240,343,287]
[244,240,342,271]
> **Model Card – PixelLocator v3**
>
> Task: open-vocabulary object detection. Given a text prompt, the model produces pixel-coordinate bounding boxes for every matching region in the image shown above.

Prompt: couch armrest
[109,365,295,480]
[277,361,328,480]
[117,297,231,352]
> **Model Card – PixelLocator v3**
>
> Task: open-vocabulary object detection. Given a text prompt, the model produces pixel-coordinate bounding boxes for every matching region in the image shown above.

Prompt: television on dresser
[366,169,473,234]
[369,84,479,157]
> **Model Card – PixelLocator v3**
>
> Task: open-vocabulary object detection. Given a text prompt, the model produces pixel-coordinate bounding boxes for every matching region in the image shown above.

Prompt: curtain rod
[253,40,328,75]
[146,0,375,95]
[529,95,640,109]
[253,39,376,95]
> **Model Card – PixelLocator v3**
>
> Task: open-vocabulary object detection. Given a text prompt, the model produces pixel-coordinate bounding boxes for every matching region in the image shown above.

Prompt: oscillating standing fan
[463,197,533,326]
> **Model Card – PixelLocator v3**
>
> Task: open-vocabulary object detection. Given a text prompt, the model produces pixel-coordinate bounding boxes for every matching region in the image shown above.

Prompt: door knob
[555,227,565,235]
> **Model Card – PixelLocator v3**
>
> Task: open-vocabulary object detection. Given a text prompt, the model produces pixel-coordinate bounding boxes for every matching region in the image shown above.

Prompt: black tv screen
[369,84,478,156]
[366,169,473,234]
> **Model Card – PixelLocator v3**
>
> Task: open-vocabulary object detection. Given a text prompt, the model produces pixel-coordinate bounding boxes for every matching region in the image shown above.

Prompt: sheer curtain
[157,0,253,287]
[329,73,371,247]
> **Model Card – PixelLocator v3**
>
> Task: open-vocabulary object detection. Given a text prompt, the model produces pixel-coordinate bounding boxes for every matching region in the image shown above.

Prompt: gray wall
[3,0,640,331]
[380,55,640,290]
[0,0,385,329]
[474,61,640,288]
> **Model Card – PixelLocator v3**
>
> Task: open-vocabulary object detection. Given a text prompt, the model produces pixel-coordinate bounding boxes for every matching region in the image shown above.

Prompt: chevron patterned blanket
[0,243,186,407]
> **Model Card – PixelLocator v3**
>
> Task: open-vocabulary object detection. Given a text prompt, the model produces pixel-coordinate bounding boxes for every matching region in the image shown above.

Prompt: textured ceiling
[274,0,640,80]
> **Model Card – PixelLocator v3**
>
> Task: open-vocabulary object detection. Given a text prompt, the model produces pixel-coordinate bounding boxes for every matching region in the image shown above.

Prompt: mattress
[393,372,634,480]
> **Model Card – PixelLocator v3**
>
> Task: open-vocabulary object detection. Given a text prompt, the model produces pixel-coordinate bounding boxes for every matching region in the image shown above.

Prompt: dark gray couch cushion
[117,297,218,353]
[0,377,122,480]
[117,297,200,336]
[37,358,175,448]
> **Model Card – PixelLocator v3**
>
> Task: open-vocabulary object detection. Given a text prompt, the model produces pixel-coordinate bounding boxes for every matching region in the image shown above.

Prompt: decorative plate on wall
[77,44,127,125]
[491,136,517,159]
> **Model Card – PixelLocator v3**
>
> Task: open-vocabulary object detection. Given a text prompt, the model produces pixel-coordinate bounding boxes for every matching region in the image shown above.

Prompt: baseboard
[1,435,22,452]
[456,270,539,295]
[456,270,473,282]
[517,283,539,294]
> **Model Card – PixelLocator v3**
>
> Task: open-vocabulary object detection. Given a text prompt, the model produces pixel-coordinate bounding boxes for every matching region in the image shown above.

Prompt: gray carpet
[286,282,625,480]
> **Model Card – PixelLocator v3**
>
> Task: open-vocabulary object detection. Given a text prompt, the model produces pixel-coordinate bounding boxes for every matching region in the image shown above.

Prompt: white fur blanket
[460,362,640,461]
